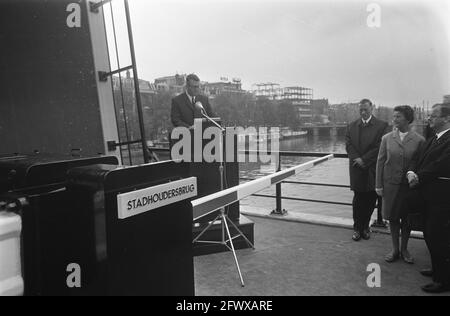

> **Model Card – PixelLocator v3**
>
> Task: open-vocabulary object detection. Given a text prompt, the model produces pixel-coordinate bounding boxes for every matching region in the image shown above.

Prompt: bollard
[271,152,287,216]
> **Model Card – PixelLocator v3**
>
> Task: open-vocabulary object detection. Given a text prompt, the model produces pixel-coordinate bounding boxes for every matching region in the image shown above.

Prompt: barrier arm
[192,154,334,221]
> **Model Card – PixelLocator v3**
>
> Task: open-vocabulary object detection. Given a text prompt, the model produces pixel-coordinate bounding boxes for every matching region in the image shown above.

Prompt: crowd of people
[346,99,450,294]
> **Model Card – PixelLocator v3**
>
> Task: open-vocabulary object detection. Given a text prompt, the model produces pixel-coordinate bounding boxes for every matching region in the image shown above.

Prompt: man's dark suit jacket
[409,130,450,285]
[345,117,390,192]
[171,93,215,128]
[411,129,450,205]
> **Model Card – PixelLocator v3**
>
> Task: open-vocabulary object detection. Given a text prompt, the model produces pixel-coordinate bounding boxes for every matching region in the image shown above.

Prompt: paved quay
[194,156,441,295]
[240,157,423,238]
[194,216,445,296]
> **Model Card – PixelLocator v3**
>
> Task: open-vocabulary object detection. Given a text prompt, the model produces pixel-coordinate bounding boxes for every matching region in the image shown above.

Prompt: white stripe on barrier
[237,178,272,201]
[293,154,334,175]
[192,154,334,220]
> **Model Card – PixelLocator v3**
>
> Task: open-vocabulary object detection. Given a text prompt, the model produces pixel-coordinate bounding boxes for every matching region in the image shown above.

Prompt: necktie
[192,96,195,105]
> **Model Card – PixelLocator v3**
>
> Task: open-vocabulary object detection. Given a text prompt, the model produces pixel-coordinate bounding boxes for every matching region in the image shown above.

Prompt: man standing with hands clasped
[407,103,450,294]
[346,99,389,242]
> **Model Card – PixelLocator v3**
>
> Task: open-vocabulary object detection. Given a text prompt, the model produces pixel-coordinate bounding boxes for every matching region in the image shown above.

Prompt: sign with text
[117,177,197,219]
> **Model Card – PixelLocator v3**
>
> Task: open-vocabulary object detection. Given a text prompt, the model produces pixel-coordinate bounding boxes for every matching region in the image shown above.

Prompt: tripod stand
[192,113,254,287]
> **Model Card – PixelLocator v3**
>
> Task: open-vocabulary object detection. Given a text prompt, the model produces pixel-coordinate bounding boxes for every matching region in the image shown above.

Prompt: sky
[104,0,449,108]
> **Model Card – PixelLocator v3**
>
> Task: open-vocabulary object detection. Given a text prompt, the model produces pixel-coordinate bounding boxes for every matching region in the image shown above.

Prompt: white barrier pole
[192,154,334,221]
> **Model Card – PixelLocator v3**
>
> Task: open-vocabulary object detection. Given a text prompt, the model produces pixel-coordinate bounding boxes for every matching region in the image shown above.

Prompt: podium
[0,154,119,296]
[170,118,254,256]
[65,161,196,296]
[171,118,239,223]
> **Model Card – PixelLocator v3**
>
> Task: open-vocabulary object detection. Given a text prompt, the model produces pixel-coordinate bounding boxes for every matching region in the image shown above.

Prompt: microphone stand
[193,110,254,287]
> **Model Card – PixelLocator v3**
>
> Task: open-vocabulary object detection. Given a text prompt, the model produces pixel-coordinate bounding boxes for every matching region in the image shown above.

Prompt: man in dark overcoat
[346,99,389,241]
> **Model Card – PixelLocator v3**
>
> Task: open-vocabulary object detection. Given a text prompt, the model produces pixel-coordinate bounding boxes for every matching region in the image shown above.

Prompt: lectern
[0,154,119,296]
[170,118,239,223]
[66,161,196,296]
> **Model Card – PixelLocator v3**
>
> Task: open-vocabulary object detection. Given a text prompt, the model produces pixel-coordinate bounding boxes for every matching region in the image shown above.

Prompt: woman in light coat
[376,106,425,263]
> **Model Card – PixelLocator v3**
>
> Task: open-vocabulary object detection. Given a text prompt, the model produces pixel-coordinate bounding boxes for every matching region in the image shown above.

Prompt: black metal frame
[92,0,150,164]
[98,66,133,82]
[90,0,114,13]
[240,151,353,213]
[148,148,352,208]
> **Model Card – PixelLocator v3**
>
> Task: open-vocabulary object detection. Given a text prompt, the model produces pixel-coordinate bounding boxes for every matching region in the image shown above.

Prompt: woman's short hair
[394,105,415,124]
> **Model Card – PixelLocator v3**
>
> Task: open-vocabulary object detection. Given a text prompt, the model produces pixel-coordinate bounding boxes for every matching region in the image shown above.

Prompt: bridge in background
[301,123,427,137]
[302,124,347,137]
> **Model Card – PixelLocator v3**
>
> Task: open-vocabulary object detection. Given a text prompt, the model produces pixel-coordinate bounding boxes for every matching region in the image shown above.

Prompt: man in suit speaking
[171,74,215,128]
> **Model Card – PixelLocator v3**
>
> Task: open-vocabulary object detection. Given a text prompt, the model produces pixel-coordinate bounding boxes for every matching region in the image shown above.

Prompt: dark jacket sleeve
[171,98,190,128]
[408,137,426,172]
[361,121,389,167]
[417,144,450,185]
[345,123,360,160]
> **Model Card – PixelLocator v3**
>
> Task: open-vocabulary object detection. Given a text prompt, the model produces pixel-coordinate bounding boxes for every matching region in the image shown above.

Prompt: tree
[211,92,257,127]
[146,91,172,140]
[278,100,299,129]
[375,106,393,123]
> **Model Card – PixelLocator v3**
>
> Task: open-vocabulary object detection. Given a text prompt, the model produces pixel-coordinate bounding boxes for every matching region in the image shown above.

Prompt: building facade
[204,79,244,98]
[252,83,314,122]
[154,74,187,95]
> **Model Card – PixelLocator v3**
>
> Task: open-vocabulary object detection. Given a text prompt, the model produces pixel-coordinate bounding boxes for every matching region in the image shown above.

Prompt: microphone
[195,101,206,115]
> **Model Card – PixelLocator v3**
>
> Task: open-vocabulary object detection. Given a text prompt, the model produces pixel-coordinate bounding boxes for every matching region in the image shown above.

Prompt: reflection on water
[239,135,346,179]
[123,135,347,179]
[280,135,346,153]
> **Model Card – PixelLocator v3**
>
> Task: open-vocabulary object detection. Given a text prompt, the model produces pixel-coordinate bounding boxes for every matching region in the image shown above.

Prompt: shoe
[401,251,415,264]
[352,231,361,241]
[385,252,400,263]
[421,282,450,294]
[420,269,433,278]
[362,229,371,240]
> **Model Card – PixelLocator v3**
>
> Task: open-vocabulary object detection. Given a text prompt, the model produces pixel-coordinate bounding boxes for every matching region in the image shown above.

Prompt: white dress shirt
[186,91,195,104]
[362,116,373,125]
[399,131,408,142]
[436,128,450,140]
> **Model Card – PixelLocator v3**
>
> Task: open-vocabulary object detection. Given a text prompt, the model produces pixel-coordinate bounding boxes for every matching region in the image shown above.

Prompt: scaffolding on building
[282,86,313,104]
[252,83,282,100]
[252,83,313,103]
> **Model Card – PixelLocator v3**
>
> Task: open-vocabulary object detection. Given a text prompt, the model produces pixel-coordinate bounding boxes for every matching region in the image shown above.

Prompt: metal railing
[240,150,353,215]
[240,151,448,221]
[146,147,391,220]
[147,147,355,214]
[191,154,335,221]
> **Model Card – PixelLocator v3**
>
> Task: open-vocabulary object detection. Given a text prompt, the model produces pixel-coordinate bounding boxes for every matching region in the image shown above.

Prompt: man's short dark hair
[433,103,450,118]
[186,74,200,84]
[394,105,415,124]
[440,103,450,117]
[359,99,373,106]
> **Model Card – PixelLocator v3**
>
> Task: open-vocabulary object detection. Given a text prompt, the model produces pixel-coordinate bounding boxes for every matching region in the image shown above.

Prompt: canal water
[239,135,357,220]
[239,135,346,179]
